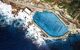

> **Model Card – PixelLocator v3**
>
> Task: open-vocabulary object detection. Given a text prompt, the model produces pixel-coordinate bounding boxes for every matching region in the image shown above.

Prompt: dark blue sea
[0,12,80,50]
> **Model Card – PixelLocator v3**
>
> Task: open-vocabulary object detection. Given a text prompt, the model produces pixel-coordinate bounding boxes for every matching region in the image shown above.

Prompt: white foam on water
[0,1,48,47]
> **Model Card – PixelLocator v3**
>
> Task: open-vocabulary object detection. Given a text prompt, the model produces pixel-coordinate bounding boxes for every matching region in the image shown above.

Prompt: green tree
[59,0,80,21]
[41,0,54,2]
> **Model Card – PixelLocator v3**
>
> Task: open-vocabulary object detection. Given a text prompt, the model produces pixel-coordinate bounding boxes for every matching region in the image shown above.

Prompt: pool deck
[33,11,70,39]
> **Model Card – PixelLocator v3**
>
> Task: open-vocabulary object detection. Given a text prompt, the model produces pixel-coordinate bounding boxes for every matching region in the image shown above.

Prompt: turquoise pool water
[33,11,68,37]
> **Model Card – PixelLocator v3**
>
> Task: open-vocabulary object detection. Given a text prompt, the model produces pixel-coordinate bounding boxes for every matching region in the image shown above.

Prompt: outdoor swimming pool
[33,11,68,37]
